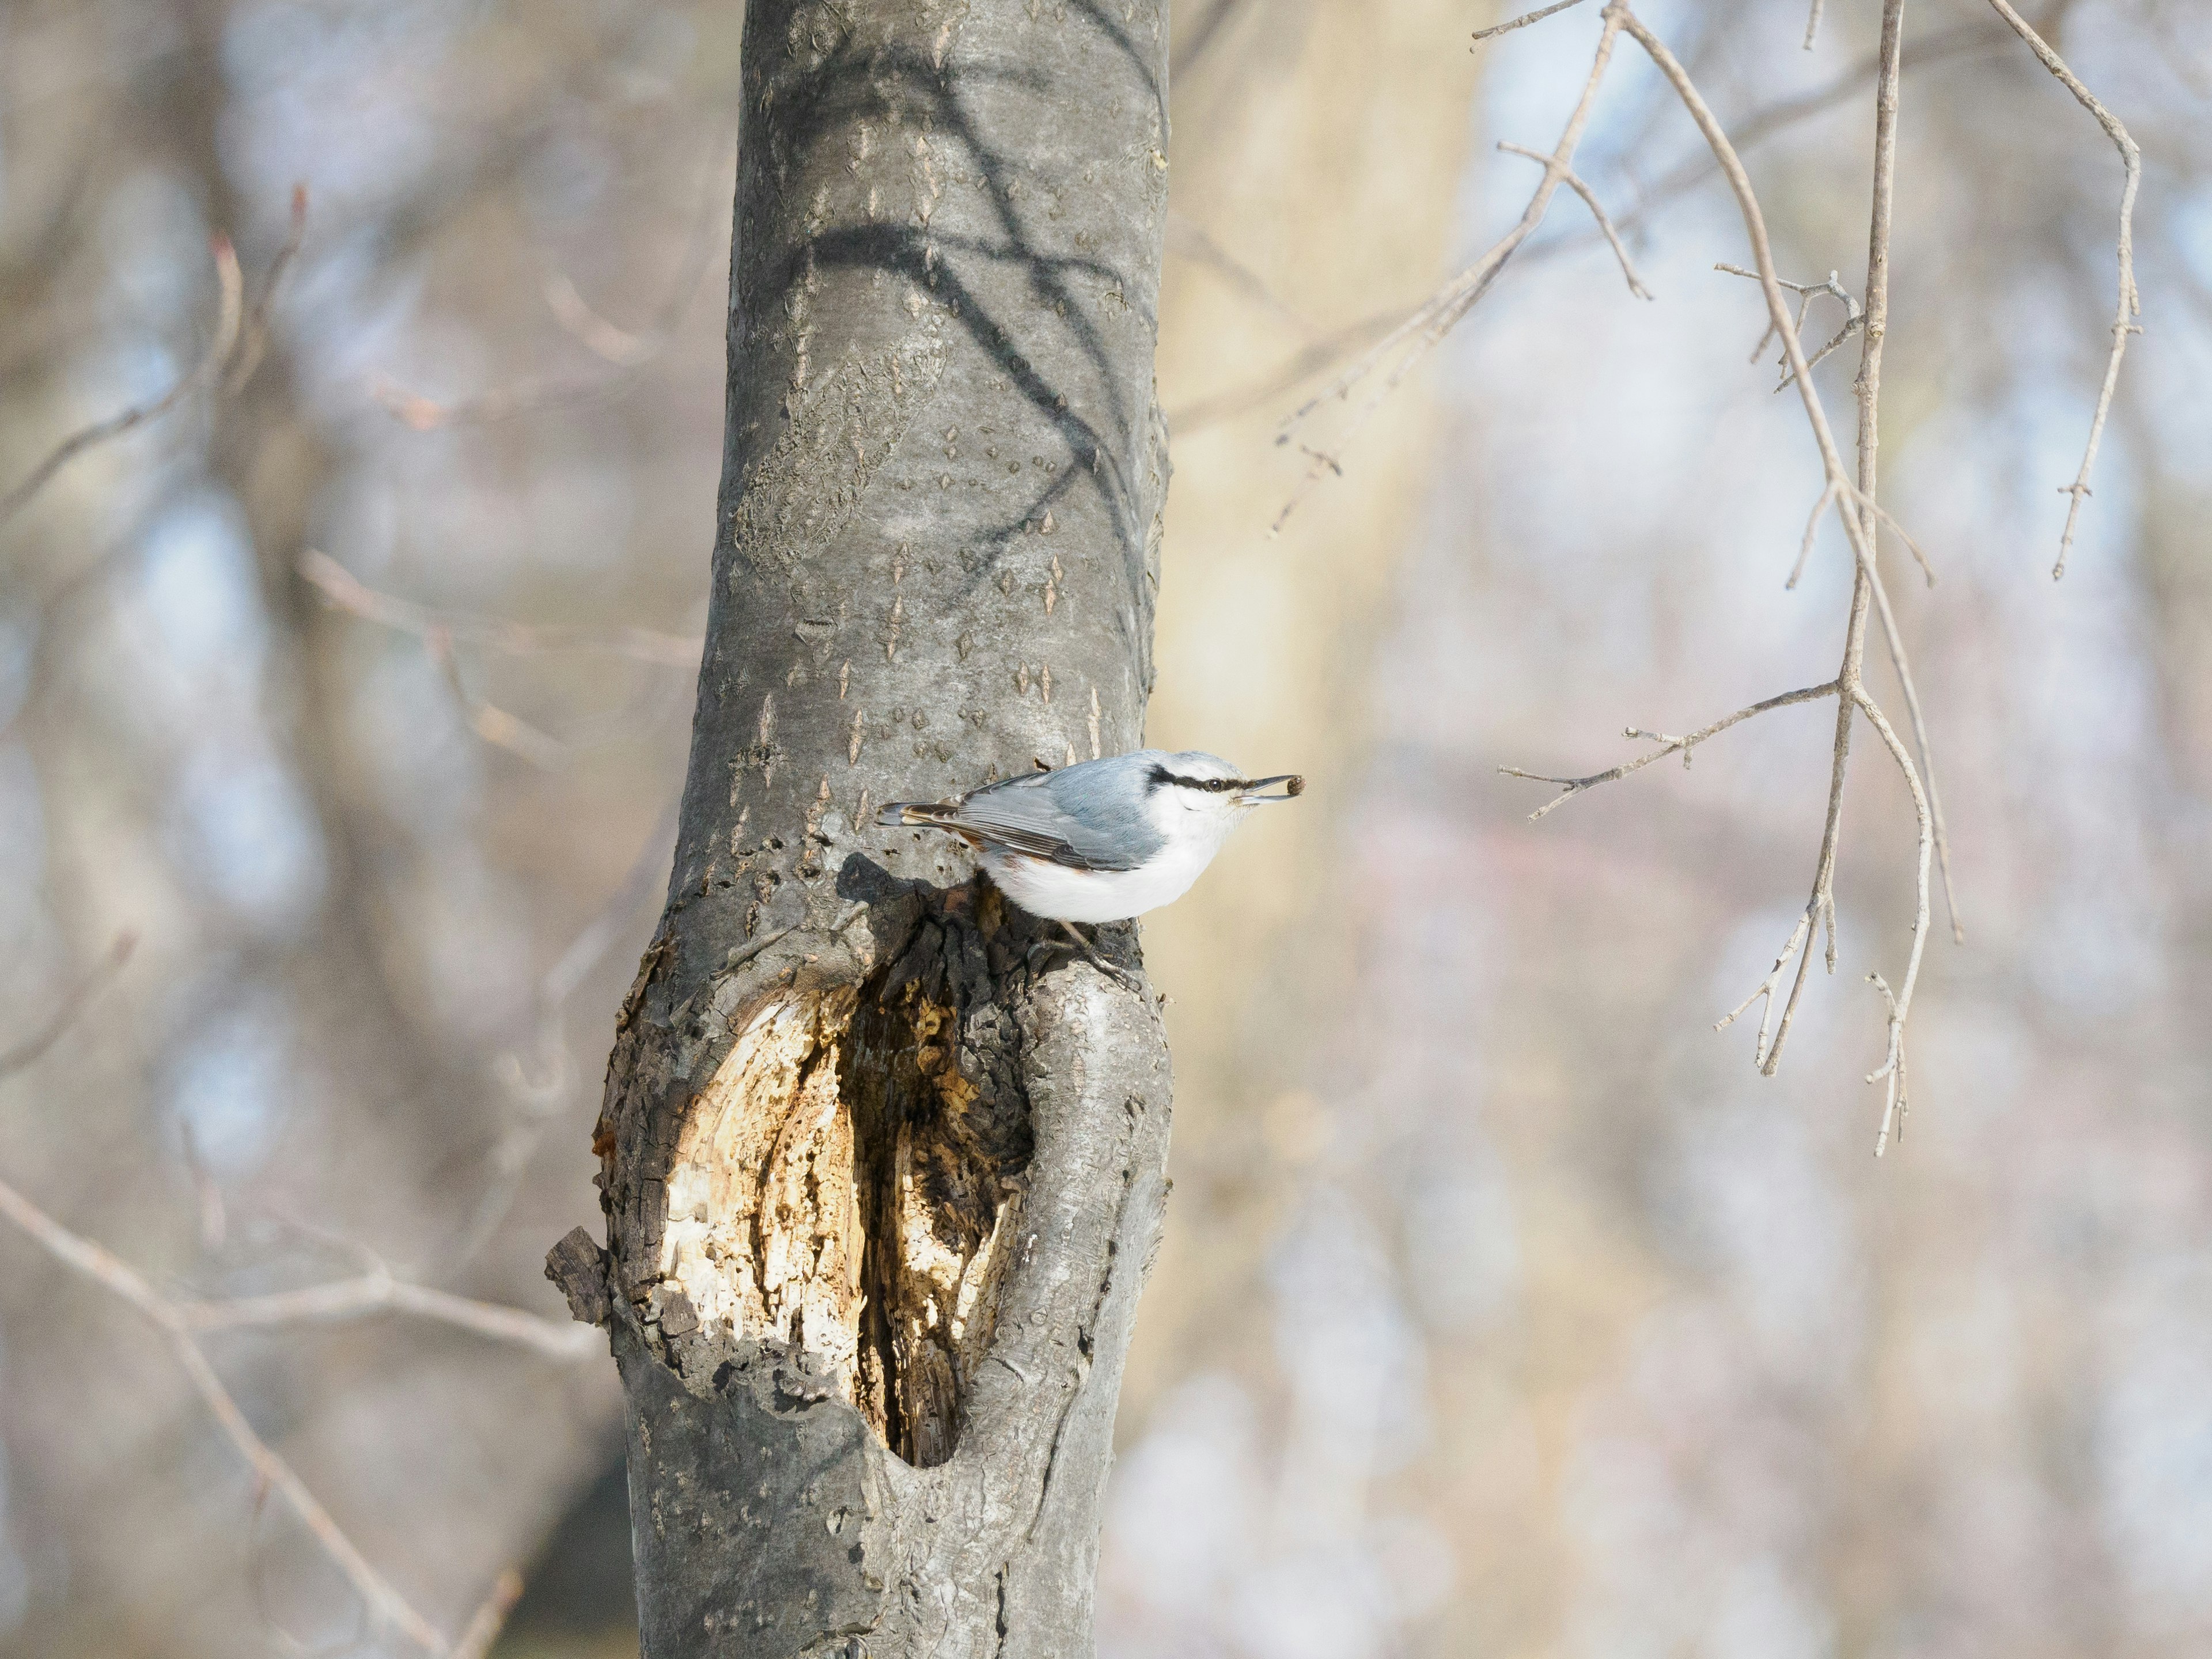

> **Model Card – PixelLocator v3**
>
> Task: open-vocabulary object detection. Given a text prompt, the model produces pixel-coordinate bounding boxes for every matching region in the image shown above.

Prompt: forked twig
[1498,142,1653,299]
[1270,6,1629,533]
[1715,263,1863,391]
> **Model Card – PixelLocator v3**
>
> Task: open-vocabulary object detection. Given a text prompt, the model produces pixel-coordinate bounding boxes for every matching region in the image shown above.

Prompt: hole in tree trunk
[653,919,1028,1466]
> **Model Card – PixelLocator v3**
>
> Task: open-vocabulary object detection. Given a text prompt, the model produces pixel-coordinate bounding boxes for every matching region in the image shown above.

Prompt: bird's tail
[874,800,962,829]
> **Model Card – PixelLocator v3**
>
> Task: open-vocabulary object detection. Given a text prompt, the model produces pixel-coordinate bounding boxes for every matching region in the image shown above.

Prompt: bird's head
[1144,751,1305,844]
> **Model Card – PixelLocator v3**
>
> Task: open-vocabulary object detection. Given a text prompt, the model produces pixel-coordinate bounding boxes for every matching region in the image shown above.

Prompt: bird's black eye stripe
[1148,766,1242,793]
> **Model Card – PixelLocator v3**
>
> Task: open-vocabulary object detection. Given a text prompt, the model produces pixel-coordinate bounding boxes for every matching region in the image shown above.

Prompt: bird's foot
[1029,922,1143,992]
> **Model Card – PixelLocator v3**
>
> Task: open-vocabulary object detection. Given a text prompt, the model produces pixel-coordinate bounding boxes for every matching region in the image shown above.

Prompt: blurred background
[2,1,2208,1656]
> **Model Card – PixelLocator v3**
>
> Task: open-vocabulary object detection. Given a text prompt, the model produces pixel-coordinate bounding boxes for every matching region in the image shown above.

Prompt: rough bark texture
[559,2,1175,1654]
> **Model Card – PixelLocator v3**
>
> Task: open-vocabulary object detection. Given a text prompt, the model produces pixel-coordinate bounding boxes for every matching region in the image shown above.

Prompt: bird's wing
[941,764,1165,872]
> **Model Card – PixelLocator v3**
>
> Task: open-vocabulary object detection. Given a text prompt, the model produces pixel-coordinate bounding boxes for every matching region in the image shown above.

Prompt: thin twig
[1716,263,1864,390]
[0,236,244,527]
[1789,482,1840,588]
[1473,0,1589,47]
[1980,0,2142,578]
[1500,681,1839,818]
[1614,0,1885,1074]
[1498,142,1653,299]
[373,120,729,430]
[1804,0,1828,51]
[1854,685,1931,1155]
[1845,0,1960,945]
[1166,214,1316,334]
[451,798,679,1268]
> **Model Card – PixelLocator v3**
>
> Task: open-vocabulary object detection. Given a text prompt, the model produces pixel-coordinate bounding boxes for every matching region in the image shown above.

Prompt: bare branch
[1501,681,1839,819]
[1716,263,1863,390]
[0,236,243,527]
[1789,482,1841,588]
[1166,213,1316,333]
[372,123,729,431]
[1980,0,2142,578]
[1803,0,1828,51]
[1716,910,1813,1071]
[1499,142,1653,299]
[1473,0,1589,47]
[1621,3,1948,1088]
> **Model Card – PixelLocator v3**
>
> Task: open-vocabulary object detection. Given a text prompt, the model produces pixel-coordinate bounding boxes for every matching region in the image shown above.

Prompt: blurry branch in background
[172,1264,596,1358]
[0,187,308,529]
[0,1178,436,1654]
[0,933,134,1078]
[222,184,310,397]
[369,123,730,430]
[0,1168,581,1652]
[449,798,680,1270]
[298,548,704,768]
[1167,213,1316,334]
[299,545,695,679]
[0,925,575,1649]
[1982,0,2141,578]
[0,237,242,527]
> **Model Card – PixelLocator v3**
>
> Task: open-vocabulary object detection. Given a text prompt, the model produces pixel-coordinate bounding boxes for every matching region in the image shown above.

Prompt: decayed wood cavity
[660,988,867,1384]
[657,948,1027,1466]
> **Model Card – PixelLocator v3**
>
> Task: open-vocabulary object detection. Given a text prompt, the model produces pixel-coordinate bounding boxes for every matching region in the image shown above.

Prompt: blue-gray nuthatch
[877,750,1305,925]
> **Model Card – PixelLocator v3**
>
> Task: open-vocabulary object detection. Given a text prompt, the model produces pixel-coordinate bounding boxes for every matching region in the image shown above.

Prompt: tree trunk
[551,2,1175,1653]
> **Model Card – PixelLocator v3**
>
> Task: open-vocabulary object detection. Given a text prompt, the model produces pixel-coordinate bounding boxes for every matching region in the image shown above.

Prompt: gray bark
[551,2,1175,1654]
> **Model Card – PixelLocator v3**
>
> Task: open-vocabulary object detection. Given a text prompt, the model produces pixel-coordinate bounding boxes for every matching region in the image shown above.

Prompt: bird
[875,749,1304,955]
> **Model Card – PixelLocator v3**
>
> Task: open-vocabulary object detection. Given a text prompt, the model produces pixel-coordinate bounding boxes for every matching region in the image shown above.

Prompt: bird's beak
[1236,774,1305,806]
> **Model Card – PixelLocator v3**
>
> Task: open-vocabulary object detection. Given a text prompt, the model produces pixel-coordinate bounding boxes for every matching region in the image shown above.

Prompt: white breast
[980,835,1222,923]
